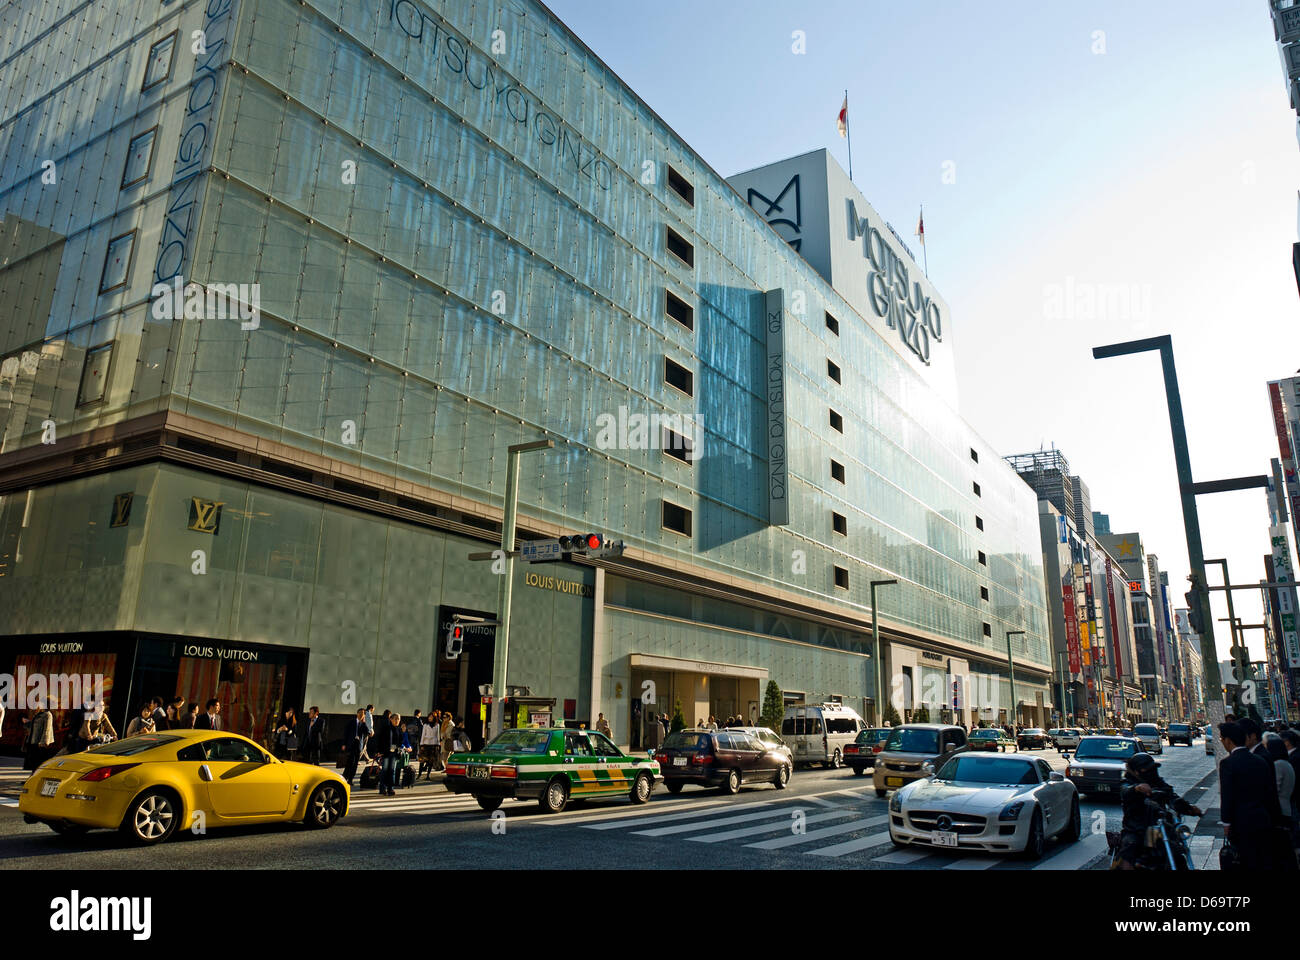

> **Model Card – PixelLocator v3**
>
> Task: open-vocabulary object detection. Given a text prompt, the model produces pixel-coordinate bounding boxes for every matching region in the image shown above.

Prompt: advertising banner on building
[1106,557,1124,680]
[1080,621,1092,667]
[1269,524,1300,668]
[763,289,789,526]
[1063,583,1081,673]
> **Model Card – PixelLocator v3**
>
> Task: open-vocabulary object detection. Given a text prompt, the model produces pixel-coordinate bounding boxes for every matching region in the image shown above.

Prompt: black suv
[1166,722,1193,746]
[655,727,793,794]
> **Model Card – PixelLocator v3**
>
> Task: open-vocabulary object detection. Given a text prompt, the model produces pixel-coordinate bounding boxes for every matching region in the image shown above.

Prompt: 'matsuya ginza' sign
[847,200,943,365]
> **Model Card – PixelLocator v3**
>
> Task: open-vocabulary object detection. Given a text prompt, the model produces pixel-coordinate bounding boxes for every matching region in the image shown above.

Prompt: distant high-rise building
[1093,512,1111,536]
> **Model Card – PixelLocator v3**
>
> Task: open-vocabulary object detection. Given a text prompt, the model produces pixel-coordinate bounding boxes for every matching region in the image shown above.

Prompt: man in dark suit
[303,706,325,765]
[1283,730,1300,788]
[1219,721,1282,870]
[1239,718,1269,760]
[193,698,222,731]
[341,708,366,786]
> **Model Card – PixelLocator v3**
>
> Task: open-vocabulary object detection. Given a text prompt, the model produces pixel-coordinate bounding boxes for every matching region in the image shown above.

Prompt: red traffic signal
[585,533,603,550]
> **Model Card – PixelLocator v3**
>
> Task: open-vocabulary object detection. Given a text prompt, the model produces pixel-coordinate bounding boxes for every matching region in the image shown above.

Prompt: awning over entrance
[628,653,767,680]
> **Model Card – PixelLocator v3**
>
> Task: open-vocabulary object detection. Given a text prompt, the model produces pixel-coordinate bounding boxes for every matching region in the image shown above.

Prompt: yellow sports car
[18,729,349,844]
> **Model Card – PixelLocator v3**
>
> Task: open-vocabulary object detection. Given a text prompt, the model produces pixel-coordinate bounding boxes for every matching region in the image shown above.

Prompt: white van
[781,703,864,768]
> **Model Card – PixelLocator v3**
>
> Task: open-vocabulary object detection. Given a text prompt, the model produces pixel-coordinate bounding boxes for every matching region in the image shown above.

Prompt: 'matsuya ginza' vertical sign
[765,290,789,526]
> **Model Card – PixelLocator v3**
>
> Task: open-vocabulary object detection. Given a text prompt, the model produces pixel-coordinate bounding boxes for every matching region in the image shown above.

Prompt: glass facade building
[0,0,1050,748]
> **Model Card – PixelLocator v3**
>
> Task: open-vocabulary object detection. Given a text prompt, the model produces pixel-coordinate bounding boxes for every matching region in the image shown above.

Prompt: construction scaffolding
[1005,448,1075,521]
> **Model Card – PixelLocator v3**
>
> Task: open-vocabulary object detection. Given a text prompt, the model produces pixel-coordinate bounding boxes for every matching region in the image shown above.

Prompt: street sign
[520,539,562,563]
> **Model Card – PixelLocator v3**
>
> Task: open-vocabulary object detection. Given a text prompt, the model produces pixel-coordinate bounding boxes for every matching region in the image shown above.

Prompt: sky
[546,0,1300,671]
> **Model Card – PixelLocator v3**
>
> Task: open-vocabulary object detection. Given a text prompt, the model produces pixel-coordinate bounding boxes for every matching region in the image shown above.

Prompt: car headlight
[1068,765,1084,776]
[999,800,1026,821]
[889,792,903,813]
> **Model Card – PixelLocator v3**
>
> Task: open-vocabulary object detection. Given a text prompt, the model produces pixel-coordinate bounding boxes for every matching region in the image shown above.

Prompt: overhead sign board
[520,539,562,563]
[1278,5,1300,44]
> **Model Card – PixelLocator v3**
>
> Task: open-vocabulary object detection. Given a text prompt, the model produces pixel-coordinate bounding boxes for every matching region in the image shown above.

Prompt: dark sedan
[655,728,792,794]
[1063,736,1146,798]
[1016,728,1051,750]
[844,727,892,774]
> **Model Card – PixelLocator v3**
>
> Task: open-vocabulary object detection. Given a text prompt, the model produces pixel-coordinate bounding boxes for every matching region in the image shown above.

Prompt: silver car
[1132,723,1163,755]
[1048,728,1081,750]
[888,752,1081,859]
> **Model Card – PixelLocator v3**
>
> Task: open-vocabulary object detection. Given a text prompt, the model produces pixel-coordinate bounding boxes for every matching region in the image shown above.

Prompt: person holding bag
[79,701,117,747]
[273,707,300,761]
[126,702,157,738]
[23,702,55,771]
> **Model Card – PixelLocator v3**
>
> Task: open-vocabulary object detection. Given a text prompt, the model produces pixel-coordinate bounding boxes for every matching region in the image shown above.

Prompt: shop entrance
[627,655,763,748]
[433,606,496,751]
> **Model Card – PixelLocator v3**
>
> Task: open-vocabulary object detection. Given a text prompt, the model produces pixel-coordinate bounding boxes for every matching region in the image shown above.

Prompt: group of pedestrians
[1217,717,1300,871]
[339,706,470,797]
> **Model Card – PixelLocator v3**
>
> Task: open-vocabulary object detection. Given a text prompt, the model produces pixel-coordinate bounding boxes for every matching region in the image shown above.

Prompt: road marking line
[942,855,1001,870]
[747,815,889,850]
[0,798,19,808]
[805,796,839,808]
[581,800,781,830]
[633,807,795,837]
[690,809,857,843]
[1032,834,1107,870]
[806,830,893,856]
[873,849,929,865]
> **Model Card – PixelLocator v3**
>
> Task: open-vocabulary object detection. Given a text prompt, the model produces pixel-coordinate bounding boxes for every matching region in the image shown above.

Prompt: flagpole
[920,203,929,277]
[845,89,854,182]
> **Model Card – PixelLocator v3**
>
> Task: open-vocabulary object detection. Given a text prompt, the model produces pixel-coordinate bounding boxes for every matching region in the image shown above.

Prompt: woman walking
[274,707,301,761]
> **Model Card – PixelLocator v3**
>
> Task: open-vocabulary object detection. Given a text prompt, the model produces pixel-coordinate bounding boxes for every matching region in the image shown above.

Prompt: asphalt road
[0,741,1219,870]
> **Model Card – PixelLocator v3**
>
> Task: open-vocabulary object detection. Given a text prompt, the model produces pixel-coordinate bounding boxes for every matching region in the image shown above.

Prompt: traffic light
[444,623,464,660]
[557,533,623,557]
[1184,574,1206,634]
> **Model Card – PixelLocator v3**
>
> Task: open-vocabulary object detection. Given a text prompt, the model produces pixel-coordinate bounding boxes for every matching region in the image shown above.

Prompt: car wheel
[121,789,179,845]
[828,748,843,769]
[1021,809,1045,861]
[852,766,865,776]
[1062,796,1081,844]
[630,772,653,804]
[721,769,741,795]
[774,764,790,789]
[875,788,886,799]
[305,781,346,828]
[476,796,503,812]
[666,781,684,794]
[538,778,568,814]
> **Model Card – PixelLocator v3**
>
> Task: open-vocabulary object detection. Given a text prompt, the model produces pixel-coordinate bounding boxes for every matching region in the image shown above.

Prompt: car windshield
[971,729,998,738]
[1135,725,1158,735]
[484,730,553,755]
[664,732,711,751]
[1024,729,1044,735]
[85,735,181,756]
[856,728,890,744]
[1170,724,1189,732]
[936,755,1037,785]
[1074,738,1137,759]
[884,728,940,753]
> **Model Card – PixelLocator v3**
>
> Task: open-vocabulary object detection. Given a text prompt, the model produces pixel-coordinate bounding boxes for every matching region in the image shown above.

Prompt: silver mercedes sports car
[888,752,1081,859]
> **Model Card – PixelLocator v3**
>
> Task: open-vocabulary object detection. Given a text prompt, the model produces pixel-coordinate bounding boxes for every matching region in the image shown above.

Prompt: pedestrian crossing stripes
[570,795,1110,870]
[0,797,19,808]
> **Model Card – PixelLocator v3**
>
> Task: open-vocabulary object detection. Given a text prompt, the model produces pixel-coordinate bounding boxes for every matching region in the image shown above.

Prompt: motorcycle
[1107,796,1195,870]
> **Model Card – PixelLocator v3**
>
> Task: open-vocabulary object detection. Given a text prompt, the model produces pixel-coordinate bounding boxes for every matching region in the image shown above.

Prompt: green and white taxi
[445,727,663,813]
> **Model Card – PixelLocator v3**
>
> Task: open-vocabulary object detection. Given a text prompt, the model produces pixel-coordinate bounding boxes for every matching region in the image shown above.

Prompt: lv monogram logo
[188,498,224,534]
[111,493,134,528]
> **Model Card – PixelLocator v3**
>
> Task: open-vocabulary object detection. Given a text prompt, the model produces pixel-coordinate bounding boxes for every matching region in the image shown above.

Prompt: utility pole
[1092,336,1227,748]
[870,579,898,724]
[488,439,554,742]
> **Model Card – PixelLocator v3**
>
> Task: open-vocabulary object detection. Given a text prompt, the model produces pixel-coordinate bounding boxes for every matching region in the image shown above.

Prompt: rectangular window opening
[975,516,984,531]
[665,226,694,267]
[830,459,845,484]
[983,622,992,637]
[664,356,694,397]
[666,165,695,206]
[834,566,849,590]
[665,289,694,331]
[825,311,840,336]
[973,481,982,497]
[832,512,847,536]
[662,500,693,537]
[662,426,695,465]
[829,409,843,433]
[827,359,841,383]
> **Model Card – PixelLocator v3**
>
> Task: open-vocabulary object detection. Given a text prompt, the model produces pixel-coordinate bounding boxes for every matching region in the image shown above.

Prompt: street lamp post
[489,439,554,742]
[870,579,898,724]
[1092,336,1227,735]
[1205,558,1263,725]
[1007,630,1025,727]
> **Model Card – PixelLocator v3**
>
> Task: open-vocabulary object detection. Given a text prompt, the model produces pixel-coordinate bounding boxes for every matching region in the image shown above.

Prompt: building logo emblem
[187,498,224,535]
[111,493,134,528]
[746,176,801,252]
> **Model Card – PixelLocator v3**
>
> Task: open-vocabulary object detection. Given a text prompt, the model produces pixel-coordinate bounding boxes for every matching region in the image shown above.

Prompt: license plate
[1095,783,1110,792]
[41,778,60,797]
[468,765,490,780]
[886,776,904,787]
[673,757,687,767]
[932,830,958,847]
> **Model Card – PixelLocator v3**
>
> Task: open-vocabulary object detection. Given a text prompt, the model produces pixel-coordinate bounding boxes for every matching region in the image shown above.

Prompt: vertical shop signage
[764,289,789,526]
[1063,583,1081,673]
